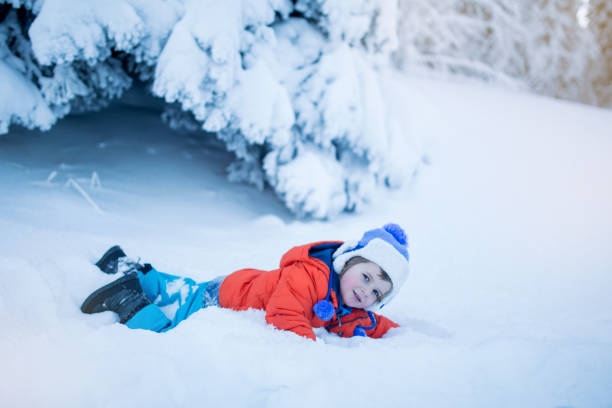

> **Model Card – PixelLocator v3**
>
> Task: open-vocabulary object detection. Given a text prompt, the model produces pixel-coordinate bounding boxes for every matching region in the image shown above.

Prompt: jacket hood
[279,241,342,268]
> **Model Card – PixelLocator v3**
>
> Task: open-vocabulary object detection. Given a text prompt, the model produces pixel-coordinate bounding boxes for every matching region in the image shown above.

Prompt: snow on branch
[152,1,406,218]
[29,0,183,67]
[1,0,415,219]
[0,59,55,132]
[1,0,183,129]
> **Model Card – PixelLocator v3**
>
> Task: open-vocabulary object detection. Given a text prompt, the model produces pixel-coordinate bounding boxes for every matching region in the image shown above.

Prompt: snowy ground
[1,75,611,408]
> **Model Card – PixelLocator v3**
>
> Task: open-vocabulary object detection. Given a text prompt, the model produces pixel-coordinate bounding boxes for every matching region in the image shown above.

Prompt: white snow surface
[1,76,611,407]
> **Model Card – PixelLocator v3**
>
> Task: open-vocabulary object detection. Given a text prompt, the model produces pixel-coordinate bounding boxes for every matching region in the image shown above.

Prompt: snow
[0,61,55,133]
[1,75,612,407]
[29,0,183,66]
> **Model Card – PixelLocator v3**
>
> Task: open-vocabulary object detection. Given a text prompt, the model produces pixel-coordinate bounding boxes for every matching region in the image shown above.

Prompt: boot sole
[81,274,141,314]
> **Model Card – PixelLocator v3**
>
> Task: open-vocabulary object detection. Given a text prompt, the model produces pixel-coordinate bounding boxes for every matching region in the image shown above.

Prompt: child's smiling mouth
[353,290,362,304]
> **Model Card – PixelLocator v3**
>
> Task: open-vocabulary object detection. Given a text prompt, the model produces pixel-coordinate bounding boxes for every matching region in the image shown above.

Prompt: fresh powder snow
[1,75,611,408]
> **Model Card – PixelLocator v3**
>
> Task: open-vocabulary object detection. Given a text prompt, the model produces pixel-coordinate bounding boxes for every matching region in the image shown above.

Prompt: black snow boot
[81,273,151,324]
[95,245,127,274]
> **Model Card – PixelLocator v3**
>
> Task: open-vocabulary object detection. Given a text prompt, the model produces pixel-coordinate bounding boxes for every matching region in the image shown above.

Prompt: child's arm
[365,313,400,338]
[265,263,324,341]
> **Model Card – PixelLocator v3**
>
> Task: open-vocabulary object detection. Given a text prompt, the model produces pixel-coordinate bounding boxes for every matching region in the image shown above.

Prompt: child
[81,223,409,340]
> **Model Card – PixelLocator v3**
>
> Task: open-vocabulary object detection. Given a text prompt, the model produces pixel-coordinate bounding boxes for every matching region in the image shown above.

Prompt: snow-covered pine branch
[0,0,414,219]
[1,5,54,132]
[153,0,406,218]
[1,0,183,129]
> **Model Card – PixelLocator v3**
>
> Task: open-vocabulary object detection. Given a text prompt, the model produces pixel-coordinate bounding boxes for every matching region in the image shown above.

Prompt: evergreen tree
[0,0,411,219]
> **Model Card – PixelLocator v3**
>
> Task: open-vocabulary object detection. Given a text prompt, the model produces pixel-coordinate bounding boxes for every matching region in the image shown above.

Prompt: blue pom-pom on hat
[383,223,407,246]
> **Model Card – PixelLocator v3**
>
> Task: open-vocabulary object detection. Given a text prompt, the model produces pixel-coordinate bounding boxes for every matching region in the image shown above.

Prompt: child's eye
[373,289,381,300]
[362,273,369,282]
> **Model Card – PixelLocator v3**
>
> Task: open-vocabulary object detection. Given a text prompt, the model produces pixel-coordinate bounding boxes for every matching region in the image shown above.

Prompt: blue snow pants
[125,267,225,332]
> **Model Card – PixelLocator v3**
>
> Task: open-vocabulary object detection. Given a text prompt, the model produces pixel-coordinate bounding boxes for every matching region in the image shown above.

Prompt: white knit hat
[332,223,409,310]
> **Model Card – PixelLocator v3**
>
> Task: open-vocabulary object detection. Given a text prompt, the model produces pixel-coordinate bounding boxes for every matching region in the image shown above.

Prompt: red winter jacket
[218,241,399,340]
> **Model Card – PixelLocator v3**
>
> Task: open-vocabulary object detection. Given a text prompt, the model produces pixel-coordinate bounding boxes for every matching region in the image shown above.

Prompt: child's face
[339,262,392,309]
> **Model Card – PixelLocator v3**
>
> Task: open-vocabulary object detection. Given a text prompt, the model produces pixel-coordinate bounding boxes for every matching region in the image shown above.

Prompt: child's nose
[359,287,369,299]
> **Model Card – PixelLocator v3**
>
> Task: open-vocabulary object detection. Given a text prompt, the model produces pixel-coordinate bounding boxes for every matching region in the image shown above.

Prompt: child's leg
[137,266,198,306]
[125,267,224,333]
